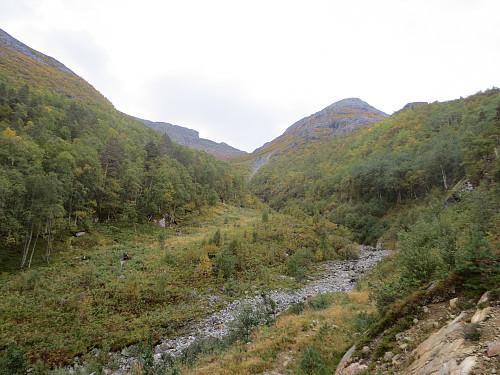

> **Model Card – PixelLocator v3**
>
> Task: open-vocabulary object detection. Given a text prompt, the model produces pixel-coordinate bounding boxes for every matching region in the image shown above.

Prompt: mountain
[0,28,244,161]
[235,98,387,177]
[239,88,500,244]
[282,97,387,140]
[0,28,246,265]
[0,29,109,104]
[136,118,246,160]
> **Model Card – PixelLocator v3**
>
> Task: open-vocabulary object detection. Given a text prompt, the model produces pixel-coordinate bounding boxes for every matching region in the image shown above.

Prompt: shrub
[179,336,222,366]
[287,247,313,281]
[456,227,497,284]
[369,275,417,313]
[288,301,306,315]
[0,345,27,375]
[228,304,262,342]
[210,229,221,247]
[299,346,324,374]
[229,295,276,342]
[308,293,333,311]
[397,217,444,283]
[337,244,359,260]
[354,311,377,333]
[214,247,236,280]
[463,323,481,341]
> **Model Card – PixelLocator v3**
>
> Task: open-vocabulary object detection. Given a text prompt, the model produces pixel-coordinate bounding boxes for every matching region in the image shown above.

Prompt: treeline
[0,75,246,267]
[250,89,500,243]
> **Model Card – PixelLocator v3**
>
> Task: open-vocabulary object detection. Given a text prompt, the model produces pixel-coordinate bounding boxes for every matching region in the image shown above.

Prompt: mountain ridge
[0,29,73,74]
[0,28,245,159]
[136,117,246,160]
[237,97,388,177]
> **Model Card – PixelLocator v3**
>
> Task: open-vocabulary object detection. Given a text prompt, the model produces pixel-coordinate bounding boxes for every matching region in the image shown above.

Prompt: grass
[178,291,373,375]
[0,204,353,367]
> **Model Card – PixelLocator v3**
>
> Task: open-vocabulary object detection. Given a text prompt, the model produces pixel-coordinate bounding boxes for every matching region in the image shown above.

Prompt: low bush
[308,293,333,311]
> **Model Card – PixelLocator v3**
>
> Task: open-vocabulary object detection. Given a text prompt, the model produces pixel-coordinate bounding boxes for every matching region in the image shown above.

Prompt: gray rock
[362,346,371,356]
[384,351,394,362]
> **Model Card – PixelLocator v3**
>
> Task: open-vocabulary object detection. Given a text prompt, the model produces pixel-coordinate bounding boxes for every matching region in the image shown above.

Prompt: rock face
[136,117,246,160]
[0,28,73,73]
[402,102,427,110]
[281,98,387,141]
[406,311,477,374]
[244,98,387,178]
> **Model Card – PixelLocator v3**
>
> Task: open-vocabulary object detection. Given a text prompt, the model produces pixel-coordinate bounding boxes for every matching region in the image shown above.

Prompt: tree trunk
[440,164,448,190]
[20,227,33,269]
[28,234,39,268]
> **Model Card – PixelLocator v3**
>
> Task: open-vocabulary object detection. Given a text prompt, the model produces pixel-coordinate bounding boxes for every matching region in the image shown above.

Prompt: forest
[248,89,500,244]
[0,74,246,270]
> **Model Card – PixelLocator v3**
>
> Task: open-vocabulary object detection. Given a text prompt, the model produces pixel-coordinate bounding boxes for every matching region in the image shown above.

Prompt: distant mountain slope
[241,88,500,244]
[0,28,109,104]
[282,97,387,140]
[136,118,246,160]
[235,98,387,177]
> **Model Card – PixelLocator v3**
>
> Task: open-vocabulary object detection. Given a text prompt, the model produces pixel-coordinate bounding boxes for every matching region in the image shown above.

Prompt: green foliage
[463,323,481,341]
[287,247,313,281]
[228,304,264,342]
[370,275,417,313]
[0,74,246,270]
[353,311,377,333]
[456,227,499,290]
[299,346,325,374]
[242,89,500,244]
[308,293,333,311]
[288,301,306,315]
[0,345,27,375]
[228,295,276,342]
[214,246,236,280]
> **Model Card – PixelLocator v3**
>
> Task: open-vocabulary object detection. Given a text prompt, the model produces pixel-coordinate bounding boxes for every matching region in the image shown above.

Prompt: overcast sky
[1,0,499,152]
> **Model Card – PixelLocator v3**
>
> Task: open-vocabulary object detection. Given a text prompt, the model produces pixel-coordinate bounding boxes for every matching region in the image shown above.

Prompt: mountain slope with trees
[0,29,246,270]
[240,90,500,244]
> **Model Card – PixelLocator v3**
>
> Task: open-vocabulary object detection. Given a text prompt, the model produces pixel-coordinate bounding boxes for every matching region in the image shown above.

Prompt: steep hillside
[235,98,387,177]
[242,89,500,244]
[0,29,246,270]
[0,29,109,105]
[136,117,246,160]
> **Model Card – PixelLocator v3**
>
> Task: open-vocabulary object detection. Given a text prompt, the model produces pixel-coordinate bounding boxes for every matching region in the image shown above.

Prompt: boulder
[478,291,492,306]
[384,351,394,362]
[406,312,478,374]
[488,341,500,357]
[335,345,356,375]
[471,306,493,323]
[450,297,458,309]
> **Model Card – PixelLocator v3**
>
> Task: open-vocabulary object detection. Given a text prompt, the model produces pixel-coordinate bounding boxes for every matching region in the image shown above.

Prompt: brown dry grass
[182,291,373,375]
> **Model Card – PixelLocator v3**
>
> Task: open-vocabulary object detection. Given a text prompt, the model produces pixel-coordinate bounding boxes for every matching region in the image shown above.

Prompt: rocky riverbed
[103,246,391,373]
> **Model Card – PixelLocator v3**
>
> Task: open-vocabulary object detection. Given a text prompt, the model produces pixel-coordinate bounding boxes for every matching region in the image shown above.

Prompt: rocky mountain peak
[0,28,73,74]
[135,118,246,160]
[283,97,387,140]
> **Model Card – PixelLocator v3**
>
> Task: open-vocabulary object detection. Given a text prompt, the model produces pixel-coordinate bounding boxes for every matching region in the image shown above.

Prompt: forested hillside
[246,90,500,244]
[0,37,245,270]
